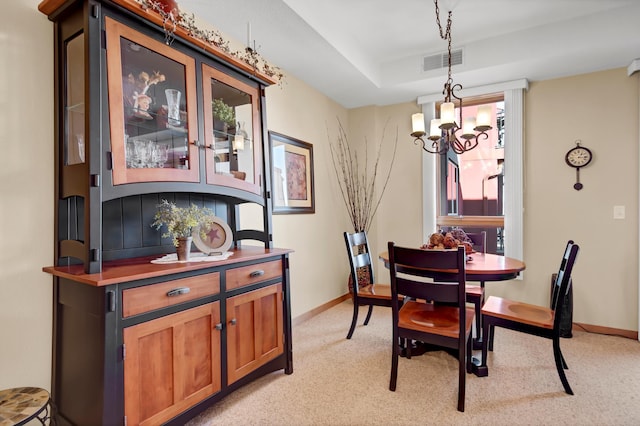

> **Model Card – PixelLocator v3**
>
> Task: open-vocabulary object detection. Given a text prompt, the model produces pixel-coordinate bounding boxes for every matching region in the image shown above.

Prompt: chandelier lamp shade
[411,0,493,155]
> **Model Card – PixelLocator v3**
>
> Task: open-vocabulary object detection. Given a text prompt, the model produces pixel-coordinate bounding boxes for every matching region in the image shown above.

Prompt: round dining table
[378,251,526,282]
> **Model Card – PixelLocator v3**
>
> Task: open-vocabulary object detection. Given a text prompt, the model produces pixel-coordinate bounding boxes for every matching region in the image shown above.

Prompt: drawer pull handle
[230,318,237,326]
[249,270,265,278]
[215,323,223,331]
[166,287,191,297]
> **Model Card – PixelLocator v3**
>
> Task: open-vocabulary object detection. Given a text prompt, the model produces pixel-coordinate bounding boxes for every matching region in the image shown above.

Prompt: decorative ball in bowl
[421,231,473,254]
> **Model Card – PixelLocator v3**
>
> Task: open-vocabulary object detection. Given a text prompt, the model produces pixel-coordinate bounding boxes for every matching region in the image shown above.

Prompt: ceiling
[179,0,640,109]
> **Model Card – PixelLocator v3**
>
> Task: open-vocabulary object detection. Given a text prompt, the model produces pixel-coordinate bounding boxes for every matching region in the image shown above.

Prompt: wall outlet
[613,205,625,219]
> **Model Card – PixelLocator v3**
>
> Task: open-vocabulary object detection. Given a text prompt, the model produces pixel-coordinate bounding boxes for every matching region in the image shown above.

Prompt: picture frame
[269,131,315,214]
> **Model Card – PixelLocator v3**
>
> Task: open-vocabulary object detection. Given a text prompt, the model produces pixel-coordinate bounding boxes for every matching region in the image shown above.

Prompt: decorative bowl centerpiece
[421,229,473,255]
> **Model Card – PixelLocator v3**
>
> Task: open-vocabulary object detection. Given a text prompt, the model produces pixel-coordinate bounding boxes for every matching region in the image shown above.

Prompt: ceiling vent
[422,48,463,72]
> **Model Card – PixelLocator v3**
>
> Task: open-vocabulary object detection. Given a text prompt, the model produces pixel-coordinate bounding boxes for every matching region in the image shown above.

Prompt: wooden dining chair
[343,231,398,339]
[466,231,487,254]
[388,242,474,412]
[464,231,486,346]
[478,241,580,394]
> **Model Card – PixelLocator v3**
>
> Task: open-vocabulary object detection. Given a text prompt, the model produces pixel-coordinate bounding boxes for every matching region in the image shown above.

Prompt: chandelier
[411,0,492,155]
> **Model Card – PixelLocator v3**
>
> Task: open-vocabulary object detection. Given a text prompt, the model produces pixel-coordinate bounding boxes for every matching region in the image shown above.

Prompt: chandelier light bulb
[461,116,476,140]
[475,105,492,131]
[440,102,456,129]
[429,119,442,140]
[411,113,426,137]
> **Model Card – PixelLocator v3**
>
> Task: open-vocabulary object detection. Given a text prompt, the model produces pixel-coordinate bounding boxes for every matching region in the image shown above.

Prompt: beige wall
[265,75,351,317]
[265,80,421,316]
[522,69,639,330]
[366,69,639,331]
[267,66,640,333]
[2,0,638,393]
[344,103,425,277]
[1,0,54,388]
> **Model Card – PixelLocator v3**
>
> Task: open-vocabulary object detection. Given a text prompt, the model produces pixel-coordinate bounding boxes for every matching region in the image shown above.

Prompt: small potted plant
[212,98,236,132]
[151,199,214,260]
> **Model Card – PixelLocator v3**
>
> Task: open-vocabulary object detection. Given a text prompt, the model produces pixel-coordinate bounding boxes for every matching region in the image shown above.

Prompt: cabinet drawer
[226,260,282,291]
[122,273,220,317]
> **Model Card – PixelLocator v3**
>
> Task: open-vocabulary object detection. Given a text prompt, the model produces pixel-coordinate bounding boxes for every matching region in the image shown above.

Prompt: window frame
[418,79,527,263]
[436,93,504,222]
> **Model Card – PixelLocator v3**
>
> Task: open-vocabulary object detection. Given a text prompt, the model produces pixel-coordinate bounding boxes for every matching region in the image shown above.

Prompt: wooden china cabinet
[38,1,293,425]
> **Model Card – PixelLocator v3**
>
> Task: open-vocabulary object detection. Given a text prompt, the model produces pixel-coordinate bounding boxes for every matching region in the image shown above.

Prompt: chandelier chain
[434,0,452,41]
[434,0,453,83]
[410,1,492,155]
[447,19,452,83]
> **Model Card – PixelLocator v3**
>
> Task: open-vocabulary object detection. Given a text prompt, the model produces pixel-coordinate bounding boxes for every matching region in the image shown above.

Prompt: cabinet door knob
[191,140,202,147]
[249,270,265,278]
[214,323,223,330]
[166,287,190,297]
[230,318,237,325]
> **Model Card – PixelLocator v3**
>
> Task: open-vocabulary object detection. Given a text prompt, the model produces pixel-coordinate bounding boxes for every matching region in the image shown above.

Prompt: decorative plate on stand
[192,216,233,255]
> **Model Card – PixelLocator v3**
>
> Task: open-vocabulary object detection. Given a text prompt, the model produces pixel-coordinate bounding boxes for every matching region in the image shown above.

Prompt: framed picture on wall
[269,131,315,214]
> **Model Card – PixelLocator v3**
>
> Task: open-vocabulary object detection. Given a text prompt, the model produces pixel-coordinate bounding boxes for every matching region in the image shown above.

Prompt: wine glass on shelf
[125,138,136,168]
[152,143,170,168]
[134,139,151,168]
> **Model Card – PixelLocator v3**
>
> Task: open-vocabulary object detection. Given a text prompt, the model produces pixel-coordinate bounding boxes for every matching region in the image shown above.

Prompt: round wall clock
[565,140,592,190]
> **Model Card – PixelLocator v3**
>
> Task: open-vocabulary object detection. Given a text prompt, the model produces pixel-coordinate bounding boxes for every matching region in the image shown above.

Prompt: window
[445,158,459,215]
[418,80,527,262]
[438,94,504,253]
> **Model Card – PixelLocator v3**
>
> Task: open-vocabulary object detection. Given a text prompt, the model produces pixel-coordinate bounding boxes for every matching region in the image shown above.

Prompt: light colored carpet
[188,300,640,425]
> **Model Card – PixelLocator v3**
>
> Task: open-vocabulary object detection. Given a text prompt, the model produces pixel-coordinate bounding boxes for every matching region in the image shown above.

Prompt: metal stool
[0,387,52,425]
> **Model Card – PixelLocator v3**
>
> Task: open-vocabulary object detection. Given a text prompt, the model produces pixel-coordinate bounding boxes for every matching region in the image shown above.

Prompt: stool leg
[36,398,53,426]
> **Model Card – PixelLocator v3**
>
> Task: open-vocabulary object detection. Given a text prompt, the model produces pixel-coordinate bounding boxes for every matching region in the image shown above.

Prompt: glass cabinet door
[105,17,198,185]
[202,64,262,195]
[65,32,85,166]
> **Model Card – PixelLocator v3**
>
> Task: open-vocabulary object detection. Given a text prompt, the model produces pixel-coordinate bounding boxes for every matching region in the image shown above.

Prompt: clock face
[565,147,592,168]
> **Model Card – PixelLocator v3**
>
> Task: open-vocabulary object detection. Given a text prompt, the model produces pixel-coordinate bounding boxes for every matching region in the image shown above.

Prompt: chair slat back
[465,231,487,253]
[344,231,375,293]
[352,252,372,270]
[551,241,580,332]
[388,243,466,305]
[391,244,463,270]
[394,277,461,304]
[550,240,575,307]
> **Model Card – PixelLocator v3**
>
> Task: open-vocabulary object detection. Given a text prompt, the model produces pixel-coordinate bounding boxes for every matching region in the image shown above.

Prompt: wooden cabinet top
[37,0,279,85]
[43,247,292,286]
